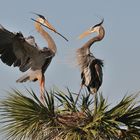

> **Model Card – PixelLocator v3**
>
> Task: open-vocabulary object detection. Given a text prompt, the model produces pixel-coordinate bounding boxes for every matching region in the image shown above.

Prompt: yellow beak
[31,18,68,42]
[43,19,57,33]
[78,30,91,39]
[43,19,68,41]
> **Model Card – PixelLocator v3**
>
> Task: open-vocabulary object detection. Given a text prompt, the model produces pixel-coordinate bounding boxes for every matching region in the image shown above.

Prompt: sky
[0,0,140,138]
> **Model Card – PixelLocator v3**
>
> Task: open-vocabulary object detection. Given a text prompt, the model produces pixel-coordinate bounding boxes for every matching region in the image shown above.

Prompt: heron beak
[31,16,68,42]
[78,19,104,40]
[31,12,57,32]
[78,30,91,39]
[43,19,57,33]
[43,19,68,42]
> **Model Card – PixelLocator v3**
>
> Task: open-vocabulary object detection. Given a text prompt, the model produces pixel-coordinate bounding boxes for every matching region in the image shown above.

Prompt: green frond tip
[0,89,57,140]
[0,88,140,140]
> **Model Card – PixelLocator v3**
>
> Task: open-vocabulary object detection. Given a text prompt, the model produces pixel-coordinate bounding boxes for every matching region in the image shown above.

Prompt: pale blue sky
[0,1,140,137]
[0,0,140,100]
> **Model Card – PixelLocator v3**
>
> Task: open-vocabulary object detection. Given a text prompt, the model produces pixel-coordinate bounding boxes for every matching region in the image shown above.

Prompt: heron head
[31,12,68,42]
[78,19,104,39]
[31,12,57,32]
[90,18,104,33]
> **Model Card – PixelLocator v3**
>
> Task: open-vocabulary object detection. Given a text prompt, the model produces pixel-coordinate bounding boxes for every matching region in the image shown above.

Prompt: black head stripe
[38,14,45,19]
[32,12,46,19]
[93,18,104,28]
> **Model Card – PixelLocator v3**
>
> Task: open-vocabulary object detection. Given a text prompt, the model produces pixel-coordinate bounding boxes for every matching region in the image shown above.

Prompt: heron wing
[81,58,103,93]
[40,48,54,73]
[0,25,39,72]
[0,25,16,66]
[90,59,103,87]
[95,63,103,84]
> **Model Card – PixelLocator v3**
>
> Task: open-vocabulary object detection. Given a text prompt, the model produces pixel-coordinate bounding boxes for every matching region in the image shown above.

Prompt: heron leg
[40,76,45,103]
[75,84,83,104]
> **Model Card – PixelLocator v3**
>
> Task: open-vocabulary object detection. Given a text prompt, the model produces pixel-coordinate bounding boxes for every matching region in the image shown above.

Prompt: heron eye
[39,18,45,24]
[42,20,45,24]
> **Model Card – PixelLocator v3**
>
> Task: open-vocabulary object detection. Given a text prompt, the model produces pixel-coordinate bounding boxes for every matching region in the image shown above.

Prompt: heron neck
[83,27,105,49]
[35,22,57,53]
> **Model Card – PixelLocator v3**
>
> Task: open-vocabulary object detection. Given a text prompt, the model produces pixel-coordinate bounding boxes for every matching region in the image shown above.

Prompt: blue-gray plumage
[77,19,105,94]
[0,13,68,102]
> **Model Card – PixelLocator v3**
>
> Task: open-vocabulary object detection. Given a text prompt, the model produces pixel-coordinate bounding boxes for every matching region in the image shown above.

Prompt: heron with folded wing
[77,19,105,95]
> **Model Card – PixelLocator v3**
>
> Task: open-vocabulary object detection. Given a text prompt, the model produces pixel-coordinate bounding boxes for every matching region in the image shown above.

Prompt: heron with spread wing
[0,13,68,102]
[77,19,105,95]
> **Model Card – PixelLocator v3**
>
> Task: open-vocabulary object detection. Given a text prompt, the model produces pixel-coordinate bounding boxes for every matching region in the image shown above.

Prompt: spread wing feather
[0,25,41,72]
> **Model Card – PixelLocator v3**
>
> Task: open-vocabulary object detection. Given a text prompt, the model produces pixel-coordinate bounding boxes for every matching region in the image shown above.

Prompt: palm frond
[54,87,78,112]
[79,90,93,112]
[0,88,140,140]
[0,89,57,140]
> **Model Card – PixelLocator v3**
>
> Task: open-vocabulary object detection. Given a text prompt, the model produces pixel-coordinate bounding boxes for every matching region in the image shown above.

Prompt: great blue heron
[0,13,68,101]
[76,19,105,95]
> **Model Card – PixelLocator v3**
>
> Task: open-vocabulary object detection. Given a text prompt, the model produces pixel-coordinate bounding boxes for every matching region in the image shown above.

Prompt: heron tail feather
[87,86,97,94]
[16,74,29,83]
